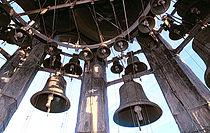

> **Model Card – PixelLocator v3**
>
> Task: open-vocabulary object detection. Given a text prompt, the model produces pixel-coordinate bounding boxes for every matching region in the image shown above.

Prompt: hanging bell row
[0,3,14,27]
[114,79,162,127]
[0,26,32,48]
[30,74,70,113]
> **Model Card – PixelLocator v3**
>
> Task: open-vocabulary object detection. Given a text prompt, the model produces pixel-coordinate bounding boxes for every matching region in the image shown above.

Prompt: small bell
[44,42,61,56]
[138,16,156,33]
[111,57,123,74]
[97,43,111,59]
[125,56,147,75]
[79,47,93,61]
[114,37,128,52]
[30,75,70,113]
[150,0,171,15]
[43,54,62,70]
[63,55,82,75]
[0,3,14,27]
[113,79,162,127]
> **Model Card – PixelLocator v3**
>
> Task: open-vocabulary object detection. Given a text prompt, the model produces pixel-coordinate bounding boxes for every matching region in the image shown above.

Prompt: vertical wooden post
[136,34,210,133]
[76,55,109,133]
[0,40,45,132]
[0,49,25,90]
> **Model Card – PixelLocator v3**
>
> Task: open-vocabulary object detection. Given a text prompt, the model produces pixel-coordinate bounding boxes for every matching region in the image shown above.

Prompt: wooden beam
[137,34,210,133]
[0,47,11,60]
[0,39,46,132]
[75,55,109,132]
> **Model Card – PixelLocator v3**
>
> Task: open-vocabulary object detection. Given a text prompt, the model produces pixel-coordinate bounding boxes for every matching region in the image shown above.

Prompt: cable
[121,0,130,41]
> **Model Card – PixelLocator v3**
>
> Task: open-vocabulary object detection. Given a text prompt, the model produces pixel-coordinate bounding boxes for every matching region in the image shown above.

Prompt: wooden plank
[136,34,210,133]
[0,39,46,132]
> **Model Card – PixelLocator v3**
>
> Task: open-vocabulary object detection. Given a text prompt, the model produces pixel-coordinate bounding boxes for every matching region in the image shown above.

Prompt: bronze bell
[111,57,123,74]
[30,75,70,113]
[168,24,187,40]
[125,56,147,75]
[63,55,82,75]
[150,0,171,15]
[43,54,62,70]
[138,16,155,33]
[79,47,93,61]
[114,37,128,52]
[97,43,111,59]
[113,80,162,127]
[192,26,210,88]
[0,3,14,27]
[44,42,61,56]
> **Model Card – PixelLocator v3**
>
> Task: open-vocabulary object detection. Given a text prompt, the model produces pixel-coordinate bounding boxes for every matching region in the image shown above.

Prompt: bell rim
[204,67,210,88]
[30,90,70,113]
[113,101,162,127]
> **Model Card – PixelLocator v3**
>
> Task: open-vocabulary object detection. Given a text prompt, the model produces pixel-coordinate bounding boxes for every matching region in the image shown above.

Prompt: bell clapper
[46,94,54,116]
[14,32,23,40]
[83,51,88,60]
[134,105,143,131]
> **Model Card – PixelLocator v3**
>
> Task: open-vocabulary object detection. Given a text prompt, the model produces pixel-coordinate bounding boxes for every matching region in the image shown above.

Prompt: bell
[114,37,128,52]
[111,57,123,74]
[44,42,61,56]
[125,56,147,75]
[30,75,70,113]
[138,16,155,33]
[169,24,187,40]
[192,26,210,88]
[63,55,82,75]
[0,3,14,27]
[79,47,93,61]
[150,0,171,15]
[0,27,32,48]
[43,54,62,70]
[113,80,162,127]
[97,43,111,59]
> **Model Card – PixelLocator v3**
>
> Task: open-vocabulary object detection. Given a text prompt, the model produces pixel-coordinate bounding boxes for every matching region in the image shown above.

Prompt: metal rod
[17,0,100,16]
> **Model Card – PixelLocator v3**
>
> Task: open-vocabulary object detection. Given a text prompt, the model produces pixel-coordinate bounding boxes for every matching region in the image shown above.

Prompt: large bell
[114,37,128,52]
[150,0,171,15]
[138,16,155,33]
[43,54,62,70]
[44,42,62,56]
[192,26,210,88]
[79,47,93,61]
[114,80,162,127]
[125,56,147,75]
[111,57,123,74]
[30,75,70,113]
[97,43,111,59]
[168,24,187,40]
[63,55,82,75]
[0,3,14,27]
